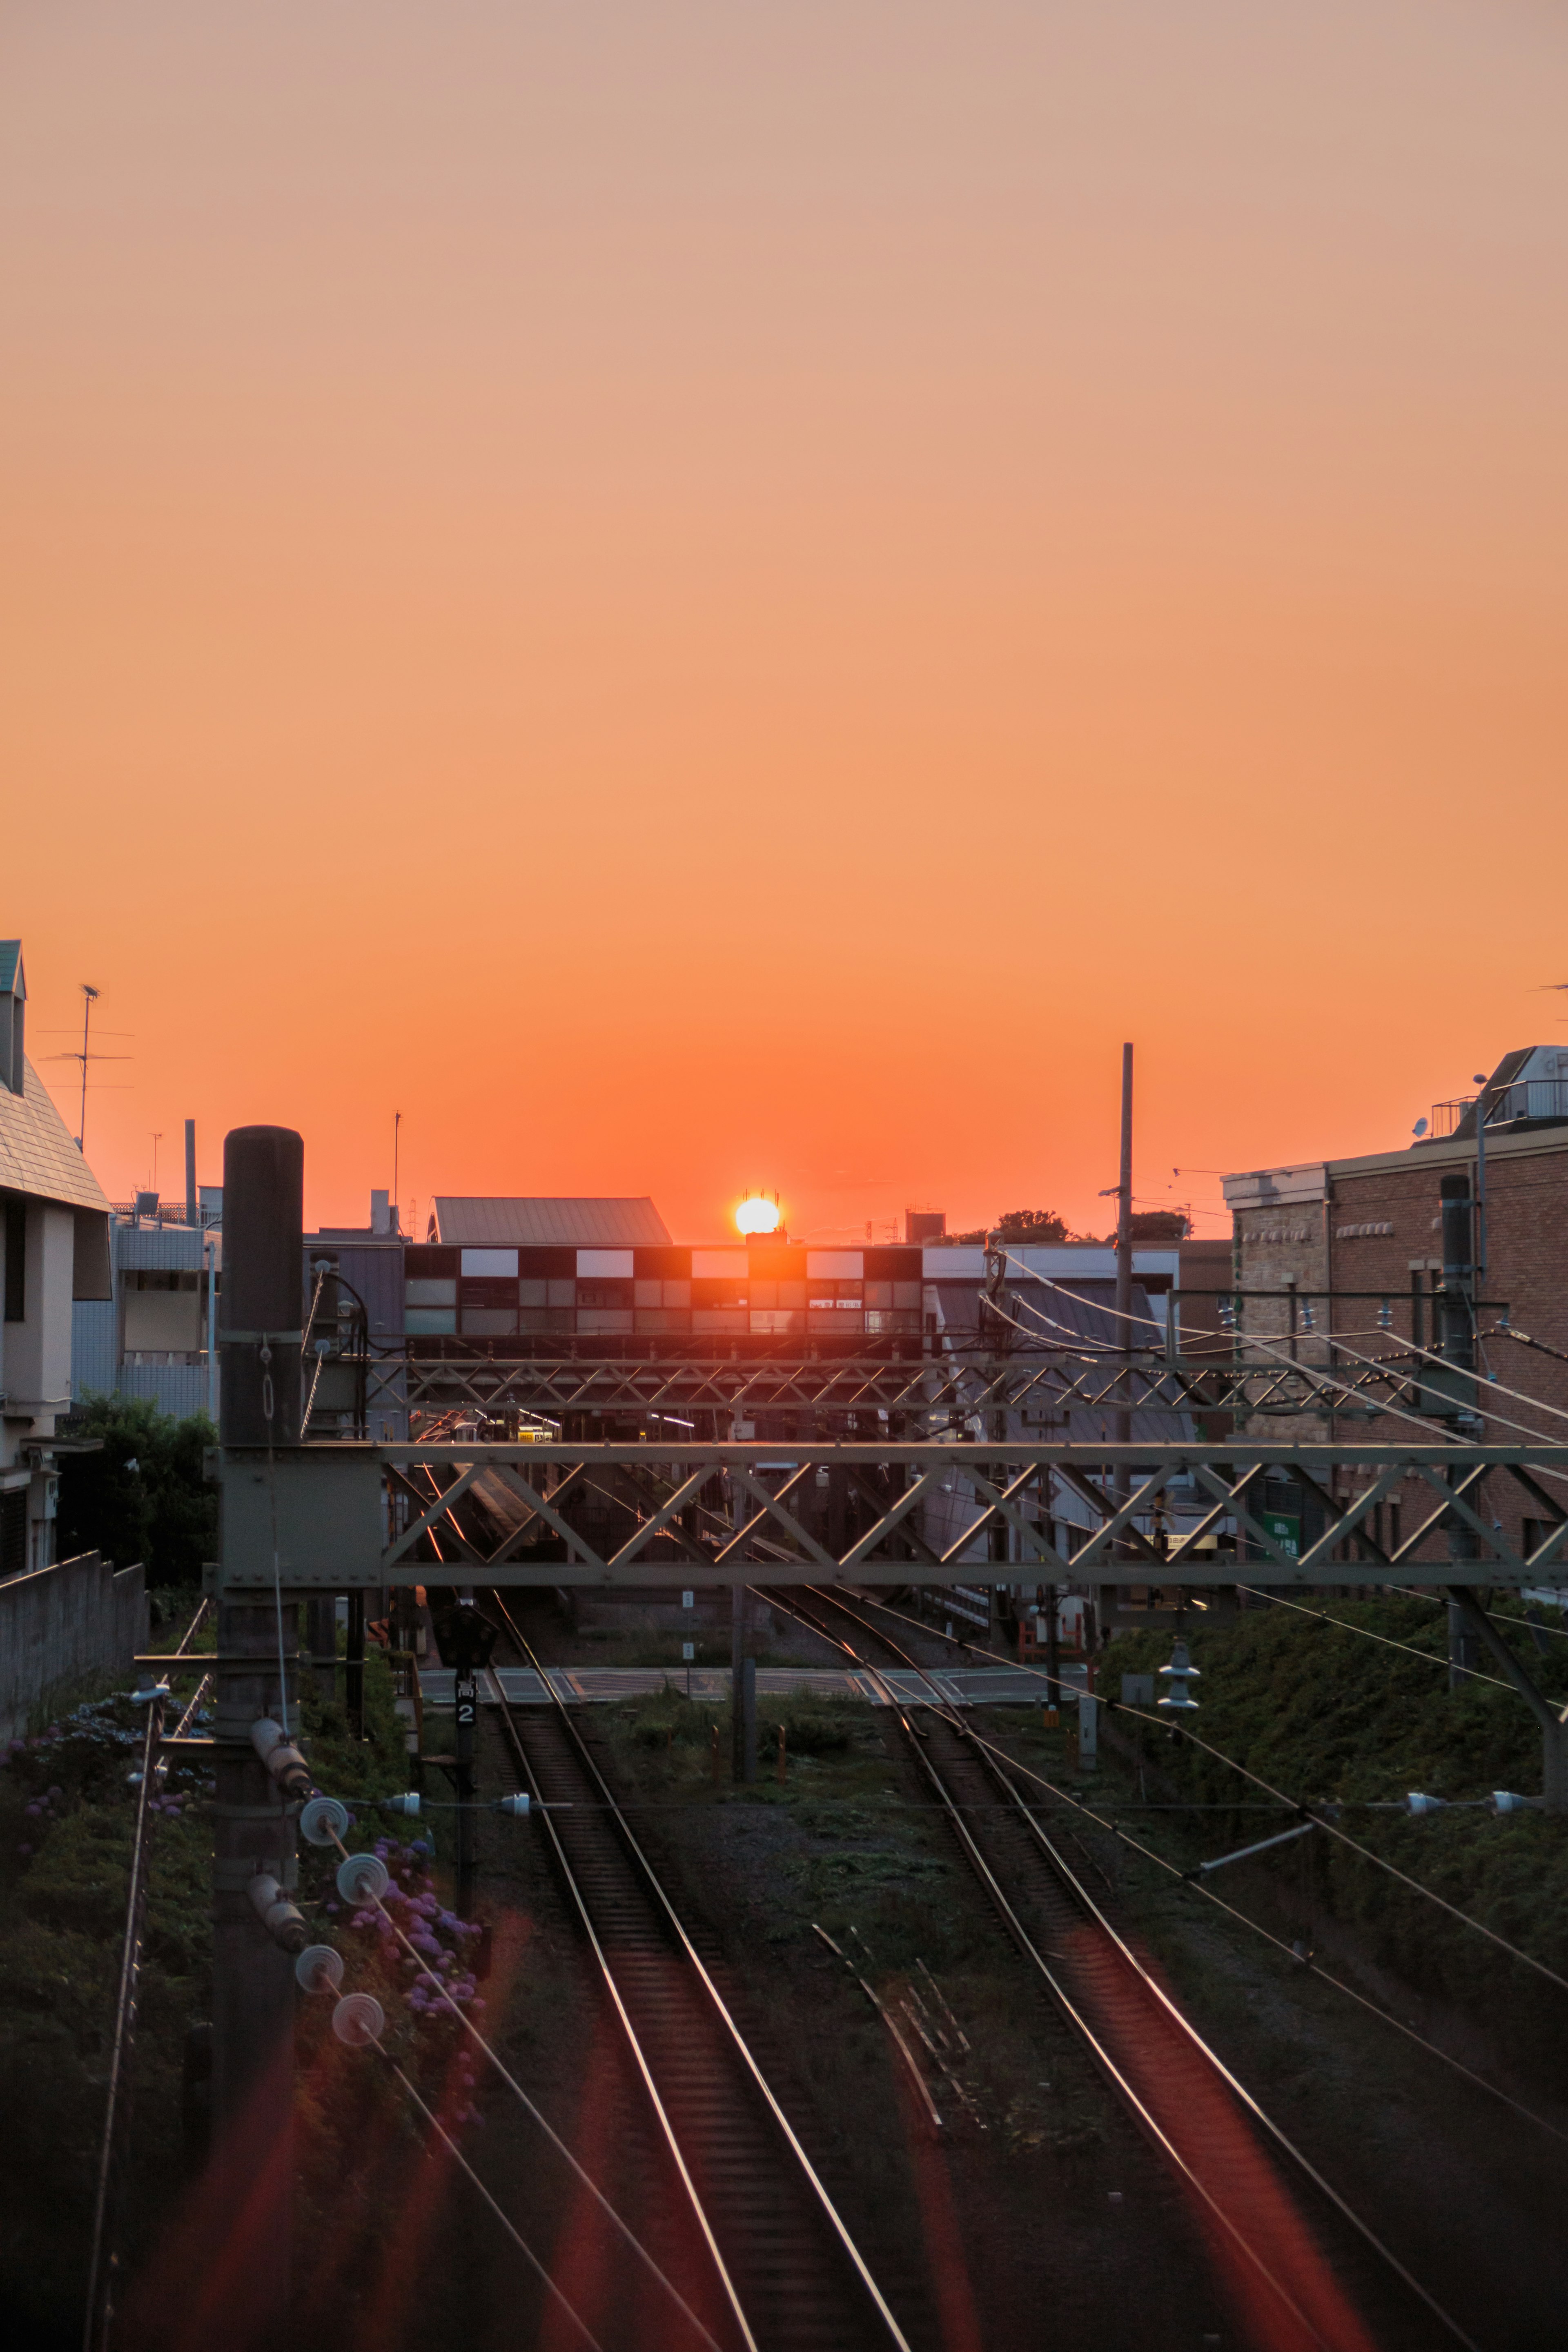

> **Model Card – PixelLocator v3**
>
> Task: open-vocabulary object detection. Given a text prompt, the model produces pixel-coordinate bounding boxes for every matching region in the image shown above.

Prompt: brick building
[1223,1050,1568,1570]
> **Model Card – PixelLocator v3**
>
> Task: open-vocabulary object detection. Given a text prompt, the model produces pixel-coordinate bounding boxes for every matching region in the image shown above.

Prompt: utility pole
[1438,1172,1481,1690]
[210,1126,305,2345]
[1043,1582,1061,1711]
[1471,1071,1490,1285]
[730,1584,755,1783]
[184,1119,198,1230]
[1109,1044,1135,1639]
[983,1234,1010,1588]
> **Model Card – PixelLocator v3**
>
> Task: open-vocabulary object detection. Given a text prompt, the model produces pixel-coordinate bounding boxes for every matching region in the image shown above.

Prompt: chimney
[370,1189,391,1235]
[0,942,24,1096]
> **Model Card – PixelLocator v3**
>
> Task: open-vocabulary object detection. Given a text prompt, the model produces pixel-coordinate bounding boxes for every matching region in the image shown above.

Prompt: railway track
[759,1581,1474,2352]
[479,1591,919,2352]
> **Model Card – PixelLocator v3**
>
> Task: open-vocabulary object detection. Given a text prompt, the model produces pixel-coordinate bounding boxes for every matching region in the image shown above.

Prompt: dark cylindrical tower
[209,1126,304,2346]
[220,1125,304,1444]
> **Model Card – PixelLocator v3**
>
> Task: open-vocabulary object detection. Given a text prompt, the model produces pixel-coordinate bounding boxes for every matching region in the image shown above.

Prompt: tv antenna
[41,984,134,1152]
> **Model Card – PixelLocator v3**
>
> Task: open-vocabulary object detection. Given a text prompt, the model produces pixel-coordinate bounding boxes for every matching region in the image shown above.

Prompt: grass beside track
[0,1626,408,2348]
[1089,1598,1568,2085]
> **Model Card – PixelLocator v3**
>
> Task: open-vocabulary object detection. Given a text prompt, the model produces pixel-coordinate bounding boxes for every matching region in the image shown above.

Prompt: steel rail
[483,1593,915,2352]
[767,1583,1474,2352]
[760,1590,1336,2343]
[478,1630,752,2352]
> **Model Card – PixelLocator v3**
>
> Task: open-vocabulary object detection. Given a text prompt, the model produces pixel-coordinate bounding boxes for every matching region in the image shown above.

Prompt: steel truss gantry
[212,1438,1568,1593]
[368,1345,1439,1429]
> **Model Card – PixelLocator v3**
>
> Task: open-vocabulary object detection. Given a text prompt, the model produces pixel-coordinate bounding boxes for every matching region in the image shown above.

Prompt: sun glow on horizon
[735,1194,782,1236]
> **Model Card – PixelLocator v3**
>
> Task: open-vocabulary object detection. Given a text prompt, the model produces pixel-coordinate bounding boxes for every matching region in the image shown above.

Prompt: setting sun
[735,1194,781,1236]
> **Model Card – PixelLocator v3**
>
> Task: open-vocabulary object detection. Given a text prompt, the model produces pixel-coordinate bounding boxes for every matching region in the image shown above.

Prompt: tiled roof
[430,1196,672,1247]
[0,1059,113,1213]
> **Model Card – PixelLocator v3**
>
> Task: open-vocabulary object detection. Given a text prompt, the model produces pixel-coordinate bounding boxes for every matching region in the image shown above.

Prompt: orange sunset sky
[4,1,1566,1243]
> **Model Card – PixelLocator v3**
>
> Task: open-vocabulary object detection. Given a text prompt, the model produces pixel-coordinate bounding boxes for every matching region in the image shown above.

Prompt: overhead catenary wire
[1348,1323,1568,1434]
[1000,1256,1568,1523]
[1009,1250,1568,1488]
[842,1588,1568,1993]
[1492,1322,1568,1371]
[793,1583,1478,2350]
[81,1686,167,2352]
[1233,1588,1516,1692]
[999,1258,1471,1448]
[370,2040,606,2351]
[324,1827,725,2352]
[834,1587,1568,2145]
[1118,1703,1568,1993]
[1396,1588,1568,1644]
[961,1716,1568,2152]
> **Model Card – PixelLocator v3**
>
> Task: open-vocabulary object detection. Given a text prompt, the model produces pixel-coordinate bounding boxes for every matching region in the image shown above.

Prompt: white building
[0,943,114,1575]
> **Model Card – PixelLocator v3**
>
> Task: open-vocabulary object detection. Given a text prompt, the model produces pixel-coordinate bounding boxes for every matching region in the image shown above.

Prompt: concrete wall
[0,1548,147,1742]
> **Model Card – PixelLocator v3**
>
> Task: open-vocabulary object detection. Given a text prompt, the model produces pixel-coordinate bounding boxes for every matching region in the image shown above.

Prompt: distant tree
[936,1205,1191,1248]
[992,1208,1071,1245]
[57,1394,218,1586]
[1126,1209,1190,1243]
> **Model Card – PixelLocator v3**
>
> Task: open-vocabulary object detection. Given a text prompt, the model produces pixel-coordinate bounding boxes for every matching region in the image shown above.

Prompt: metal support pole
[1110,1043,1134,1637]
[455,1671,477,1916]
[1439,1173,1481,1689]
[306,1595,336,1699]
[184,1118,198,1232]
[1445,1587,1568,1812]
[1044,1582,1060,1708]
[345,1588,365,1740]
[211,1125,303,2344]
[731,1581,746,1782]
[740,1656,757,1786]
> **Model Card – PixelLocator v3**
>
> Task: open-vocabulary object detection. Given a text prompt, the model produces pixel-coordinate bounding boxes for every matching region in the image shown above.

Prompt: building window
[2,1196,23,1323]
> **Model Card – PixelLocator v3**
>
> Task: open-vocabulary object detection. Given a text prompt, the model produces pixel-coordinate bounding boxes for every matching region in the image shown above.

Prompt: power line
[845,1590,1568,1991]
[966,1723,1568,2150]
[807,1589,1568,2137]
[1114,1699,1568,1994]
[371,2040,605,2350]
[1004,1259,1568,1494]
[1233,1588,1516,1692]
[325,1829,724,2352]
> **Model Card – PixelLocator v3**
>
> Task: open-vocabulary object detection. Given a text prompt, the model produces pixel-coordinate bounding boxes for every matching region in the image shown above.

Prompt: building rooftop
[428,1196,673,1248]
[0,1058,112,1215]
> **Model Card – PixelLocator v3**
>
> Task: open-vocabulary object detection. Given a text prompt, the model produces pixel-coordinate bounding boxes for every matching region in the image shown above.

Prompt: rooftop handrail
[1429,1079,1568,1140]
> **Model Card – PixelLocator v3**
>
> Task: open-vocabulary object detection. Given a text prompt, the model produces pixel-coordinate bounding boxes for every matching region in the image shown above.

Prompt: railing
[108,1200,221,1227]
[1429,1080,1568,1139]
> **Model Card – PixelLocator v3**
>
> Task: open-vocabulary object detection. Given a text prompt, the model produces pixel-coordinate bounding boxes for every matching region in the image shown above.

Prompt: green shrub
[56,1394,218,1586]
